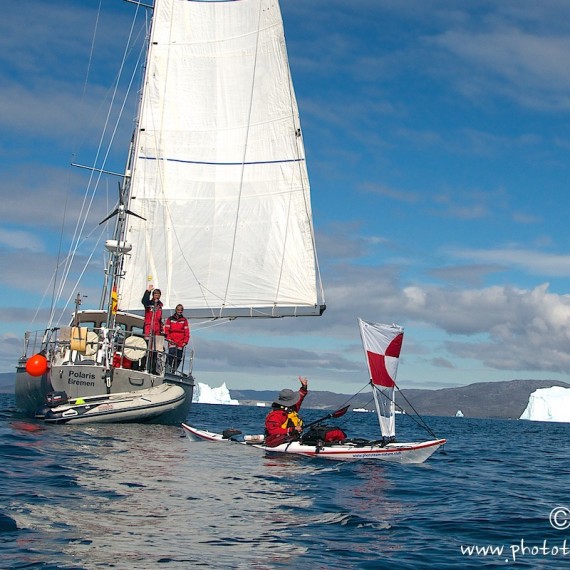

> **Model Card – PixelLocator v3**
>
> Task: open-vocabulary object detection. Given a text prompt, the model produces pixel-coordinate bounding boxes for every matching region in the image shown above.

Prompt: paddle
[264,405,350,448]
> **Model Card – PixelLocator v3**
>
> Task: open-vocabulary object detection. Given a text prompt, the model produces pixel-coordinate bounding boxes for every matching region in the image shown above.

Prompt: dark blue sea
[1,394,569,569]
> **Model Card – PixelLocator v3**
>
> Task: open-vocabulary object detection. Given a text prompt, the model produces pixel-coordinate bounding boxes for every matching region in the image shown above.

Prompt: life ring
[123,336,147,361]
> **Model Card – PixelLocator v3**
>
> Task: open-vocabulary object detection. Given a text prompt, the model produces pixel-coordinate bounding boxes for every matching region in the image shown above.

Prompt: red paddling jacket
[141,290,163,337]
[265,386,308,440]
[164,313,190,348]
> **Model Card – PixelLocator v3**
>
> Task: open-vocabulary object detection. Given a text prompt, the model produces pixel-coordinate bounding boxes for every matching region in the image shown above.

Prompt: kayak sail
[358,319,404,439]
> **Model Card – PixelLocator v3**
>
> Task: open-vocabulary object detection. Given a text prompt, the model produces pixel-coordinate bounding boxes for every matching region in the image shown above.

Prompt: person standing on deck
[141,285,163,373]
[164,304,190,373]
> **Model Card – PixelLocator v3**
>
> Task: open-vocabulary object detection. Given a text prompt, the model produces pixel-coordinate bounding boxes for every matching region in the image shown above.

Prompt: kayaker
[264,376,308,446]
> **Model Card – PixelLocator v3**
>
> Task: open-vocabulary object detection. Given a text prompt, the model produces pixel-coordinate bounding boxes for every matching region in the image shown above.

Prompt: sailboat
[182,319,445,463]
[15,0,324,424]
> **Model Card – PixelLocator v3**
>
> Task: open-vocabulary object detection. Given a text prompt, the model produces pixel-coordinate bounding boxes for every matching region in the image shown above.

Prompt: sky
[3,0,570,395]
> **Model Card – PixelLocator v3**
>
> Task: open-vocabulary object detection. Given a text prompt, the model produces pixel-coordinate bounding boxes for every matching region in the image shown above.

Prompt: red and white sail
[358,319,404,438]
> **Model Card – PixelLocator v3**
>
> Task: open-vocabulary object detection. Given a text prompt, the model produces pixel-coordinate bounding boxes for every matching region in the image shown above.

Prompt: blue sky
[3,0,570,395]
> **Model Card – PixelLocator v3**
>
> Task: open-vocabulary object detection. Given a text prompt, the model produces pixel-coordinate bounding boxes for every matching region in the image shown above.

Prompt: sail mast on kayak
[358,318,404,440]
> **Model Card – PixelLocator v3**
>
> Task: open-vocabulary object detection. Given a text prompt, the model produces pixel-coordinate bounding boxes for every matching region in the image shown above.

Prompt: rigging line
[190,318,234,332]
[32,209,119,329]
[54,227,108,328]
[330,383,372,416]
[369,381,439,440]
[72,0,102,153]
[70,13,145,167]
[56,6,145,312]
[222,0,264,309]
[330,391,377,431]
[65,0,102,187]
[44,219,114,327]
[32,272,58,329]
[100,17,150,311]
[46,188,70,328]
[55,2,107,309]
[393,383,440,439]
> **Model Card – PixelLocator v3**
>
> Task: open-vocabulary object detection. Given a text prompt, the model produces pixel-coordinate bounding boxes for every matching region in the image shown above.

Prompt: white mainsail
[358,319,404,438]
[119,0,324,318]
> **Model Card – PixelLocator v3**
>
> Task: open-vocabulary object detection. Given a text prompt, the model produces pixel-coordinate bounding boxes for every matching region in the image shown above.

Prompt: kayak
[181,423,446,464]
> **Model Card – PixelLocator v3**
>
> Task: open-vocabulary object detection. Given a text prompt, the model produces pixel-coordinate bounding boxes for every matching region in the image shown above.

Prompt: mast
[101,3,155,329]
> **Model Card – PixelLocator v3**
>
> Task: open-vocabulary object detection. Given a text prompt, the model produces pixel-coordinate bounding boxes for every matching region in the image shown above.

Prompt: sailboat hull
[15,311,194,425]
[15,359,52,416]
[15,370,194,425]
[181,424,446,464]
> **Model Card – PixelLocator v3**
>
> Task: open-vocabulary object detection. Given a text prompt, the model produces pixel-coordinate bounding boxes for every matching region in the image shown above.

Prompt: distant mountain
[4,372,569,419]
[398,379,570,419]
[232,379,570,419]
[0,373,14,394]
[230,388,366,411]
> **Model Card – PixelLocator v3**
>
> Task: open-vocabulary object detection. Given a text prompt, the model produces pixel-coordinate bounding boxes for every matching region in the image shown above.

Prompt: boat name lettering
[68,371,96,380]
[67,371,97,386]
[67,379,96,387]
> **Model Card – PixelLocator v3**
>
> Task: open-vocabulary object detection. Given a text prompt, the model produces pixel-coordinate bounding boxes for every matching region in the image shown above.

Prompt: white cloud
[0,229,44,252]
[446,247,570,277]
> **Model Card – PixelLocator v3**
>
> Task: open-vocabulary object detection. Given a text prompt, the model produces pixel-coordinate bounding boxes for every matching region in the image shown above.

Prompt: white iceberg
[192,382,239,405]
[520,386,570,423]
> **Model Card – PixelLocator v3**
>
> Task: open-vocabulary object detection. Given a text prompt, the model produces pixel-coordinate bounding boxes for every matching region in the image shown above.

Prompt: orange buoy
[25,353,48,377]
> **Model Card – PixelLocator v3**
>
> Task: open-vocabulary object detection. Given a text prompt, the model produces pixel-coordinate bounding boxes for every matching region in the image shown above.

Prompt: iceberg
[192,382,239,405]
[520,387,570,423]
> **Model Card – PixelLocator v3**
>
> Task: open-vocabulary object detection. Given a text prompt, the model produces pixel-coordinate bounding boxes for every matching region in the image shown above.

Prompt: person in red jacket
[264,376,308,446]
[141,285,163,337]
[164,304,190,373]
[141,285,163,374]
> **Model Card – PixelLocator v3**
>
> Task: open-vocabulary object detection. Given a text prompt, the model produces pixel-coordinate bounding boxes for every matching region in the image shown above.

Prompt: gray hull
[16,362,194,426]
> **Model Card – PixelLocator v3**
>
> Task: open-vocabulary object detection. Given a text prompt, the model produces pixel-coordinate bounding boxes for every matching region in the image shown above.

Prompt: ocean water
[1,394,569,569]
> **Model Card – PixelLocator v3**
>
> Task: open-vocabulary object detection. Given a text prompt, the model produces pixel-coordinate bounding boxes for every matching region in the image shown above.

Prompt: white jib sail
[119,0,324,318]
[358,319,404,439]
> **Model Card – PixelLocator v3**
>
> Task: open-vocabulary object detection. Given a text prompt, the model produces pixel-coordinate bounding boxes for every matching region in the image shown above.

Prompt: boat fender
[25,353,48,377]
[70,327,87,353]
[244,435,264,443]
